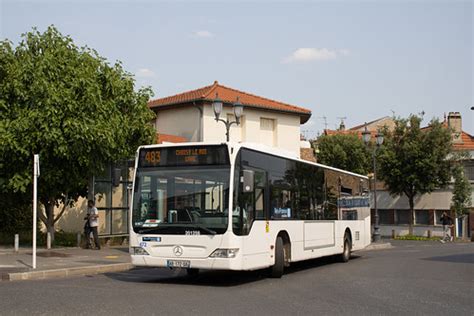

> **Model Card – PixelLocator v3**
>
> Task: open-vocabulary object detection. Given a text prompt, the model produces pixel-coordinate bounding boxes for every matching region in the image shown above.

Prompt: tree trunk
[462,215,468,240]
[408,196,415,236]
[44,200,56,244]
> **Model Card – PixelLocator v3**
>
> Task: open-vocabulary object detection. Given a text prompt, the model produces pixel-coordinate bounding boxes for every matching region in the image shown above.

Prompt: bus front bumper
[131,255,244,271]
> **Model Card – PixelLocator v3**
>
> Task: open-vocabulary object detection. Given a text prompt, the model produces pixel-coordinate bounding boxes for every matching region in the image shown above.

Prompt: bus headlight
[209,248,239,258]
[132,247,150,255]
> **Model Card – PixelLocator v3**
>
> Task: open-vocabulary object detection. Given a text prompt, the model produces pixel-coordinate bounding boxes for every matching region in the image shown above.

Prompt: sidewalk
[0,246,132,282]
[0,241,394,282]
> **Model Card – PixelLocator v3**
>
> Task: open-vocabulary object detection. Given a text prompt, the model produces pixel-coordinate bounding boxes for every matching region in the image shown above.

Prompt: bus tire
[186,268,199,277]
[271,236,285,278]
[339,234,351,263]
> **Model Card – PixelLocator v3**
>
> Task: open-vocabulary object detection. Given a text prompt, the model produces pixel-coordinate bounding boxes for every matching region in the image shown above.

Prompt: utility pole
[32,154,40,269]
[318,116,328,130]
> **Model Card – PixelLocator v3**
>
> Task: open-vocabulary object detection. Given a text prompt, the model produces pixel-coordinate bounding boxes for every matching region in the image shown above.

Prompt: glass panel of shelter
[94,161,132,236]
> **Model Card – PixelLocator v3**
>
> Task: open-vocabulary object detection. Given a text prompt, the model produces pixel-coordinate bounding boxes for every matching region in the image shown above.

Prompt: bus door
[239,168,271,252]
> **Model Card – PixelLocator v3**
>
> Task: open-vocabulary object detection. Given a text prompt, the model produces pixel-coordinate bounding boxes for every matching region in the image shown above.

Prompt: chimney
[447,112,462,143]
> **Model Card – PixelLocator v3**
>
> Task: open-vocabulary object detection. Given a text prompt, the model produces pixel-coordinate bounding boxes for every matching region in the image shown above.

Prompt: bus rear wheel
[339,234,351,263]
[270,236,285,278]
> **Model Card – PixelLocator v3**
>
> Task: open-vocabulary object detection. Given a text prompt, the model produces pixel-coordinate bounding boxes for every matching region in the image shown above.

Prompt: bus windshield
[132,166,230,235]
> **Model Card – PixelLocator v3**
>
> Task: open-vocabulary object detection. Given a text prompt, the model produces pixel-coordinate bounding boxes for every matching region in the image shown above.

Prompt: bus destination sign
[138,145,229,168]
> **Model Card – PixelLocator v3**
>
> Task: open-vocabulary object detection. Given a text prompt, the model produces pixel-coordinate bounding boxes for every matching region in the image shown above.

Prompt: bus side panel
[241,221,272,270]
[303,221,335,249]
[335,219,371,251]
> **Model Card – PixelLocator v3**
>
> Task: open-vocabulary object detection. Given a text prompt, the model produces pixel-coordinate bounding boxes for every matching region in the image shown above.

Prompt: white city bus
[129,142,371,278]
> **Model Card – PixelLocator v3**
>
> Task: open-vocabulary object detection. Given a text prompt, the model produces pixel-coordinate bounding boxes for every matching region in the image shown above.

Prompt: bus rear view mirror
[242,170,254,193]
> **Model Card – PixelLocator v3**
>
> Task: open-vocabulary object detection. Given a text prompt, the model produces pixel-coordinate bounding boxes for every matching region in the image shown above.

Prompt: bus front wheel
[339,234,351,263]
[270,236,285,278]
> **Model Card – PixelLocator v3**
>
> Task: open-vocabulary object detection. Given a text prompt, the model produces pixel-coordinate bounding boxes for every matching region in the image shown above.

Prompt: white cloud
[193,30,214,38]
[283,48,350,63]
[136,68,156,78]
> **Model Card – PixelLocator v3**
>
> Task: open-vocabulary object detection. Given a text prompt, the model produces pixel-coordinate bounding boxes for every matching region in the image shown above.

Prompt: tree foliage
[315,134,371,175]
[451,163,472,217]
[0,26,156,238]
[377,115,453,233]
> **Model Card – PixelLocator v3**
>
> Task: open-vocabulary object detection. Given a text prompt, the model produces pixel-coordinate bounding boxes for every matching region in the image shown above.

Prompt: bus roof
[136,141,369,180]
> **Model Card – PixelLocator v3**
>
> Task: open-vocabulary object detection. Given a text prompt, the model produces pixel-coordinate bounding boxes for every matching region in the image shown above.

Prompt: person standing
[440,211,453,243]
[86,200,101,250]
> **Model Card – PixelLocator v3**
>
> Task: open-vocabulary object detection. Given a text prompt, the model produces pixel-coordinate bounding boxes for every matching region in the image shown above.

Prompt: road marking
[104,256,119,259]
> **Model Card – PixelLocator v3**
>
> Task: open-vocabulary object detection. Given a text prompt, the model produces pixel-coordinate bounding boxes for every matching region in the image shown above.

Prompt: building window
[396,210,410,224]
[260,117,276,146]
[378,210,393,225]
[415,210,429,225]
[463,161,474,181]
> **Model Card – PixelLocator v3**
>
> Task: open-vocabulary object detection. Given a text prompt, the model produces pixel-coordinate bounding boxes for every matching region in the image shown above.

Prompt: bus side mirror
[242,170,254,193]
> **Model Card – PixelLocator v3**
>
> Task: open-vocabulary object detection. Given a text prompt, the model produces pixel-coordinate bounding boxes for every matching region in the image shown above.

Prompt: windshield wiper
[137,224,216,235]
[193,225,216,235]
[138,227,162,234]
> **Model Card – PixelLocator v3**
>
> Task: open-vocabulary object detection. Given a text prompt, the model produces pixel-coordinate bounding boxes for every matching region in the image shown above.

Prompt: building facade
[149,81,312,157]
[324,112,474,239]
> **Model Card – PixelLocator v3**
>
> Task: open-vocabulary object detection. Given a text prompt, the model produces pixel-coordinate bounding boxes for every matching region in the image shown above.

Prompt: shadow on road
[104,254,361,287]
[422,253,474,264]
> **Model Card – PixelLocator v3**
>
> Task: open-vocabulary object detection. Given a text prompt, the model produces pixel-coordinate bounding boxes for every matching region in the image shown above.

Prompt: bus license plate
[167,260,190,268]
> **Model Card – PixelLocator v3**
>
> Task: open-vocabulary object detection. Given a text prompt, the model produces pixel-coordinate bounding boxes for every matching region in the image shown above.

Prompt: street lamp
[362,124,384,242]
[212,93,244,142]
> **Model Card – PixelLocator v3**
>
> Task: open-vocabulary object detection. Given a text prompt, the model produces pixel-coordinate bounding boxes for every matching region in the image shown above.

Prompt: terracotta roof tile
[453,131,474,150]
[148,81,312,123]
[326,121,474,151]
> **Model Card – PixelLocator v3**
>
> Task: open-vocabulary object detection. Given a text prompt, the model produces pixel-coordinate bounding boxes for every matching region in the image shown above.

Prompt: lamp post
[362,124,384,242]
[212,93,244,142]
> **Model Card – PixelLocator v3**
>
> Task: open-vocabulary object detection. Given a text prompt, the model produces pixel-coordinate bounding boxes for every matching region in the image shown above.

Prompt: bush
[0,193,33,235]
[394,235,441,241]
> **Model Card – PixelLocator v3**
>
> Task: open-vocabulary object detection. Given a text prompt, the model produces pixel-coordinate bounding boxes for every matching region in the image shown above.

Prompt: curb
[2,263,133,282]
[364,242,393,251]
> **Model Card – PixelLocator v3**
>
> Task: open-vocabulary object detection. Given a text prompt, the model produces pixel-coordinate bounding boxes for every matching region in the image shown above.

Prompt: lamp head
[233,96,243,124]
[362,124,371,144]
[212,93,223,121]
[376,131,384,146]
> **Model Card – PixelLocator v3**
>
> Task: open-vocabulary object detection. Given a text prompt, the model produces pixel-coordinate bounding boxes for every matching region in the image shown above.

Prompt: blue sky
[1,0,472,137]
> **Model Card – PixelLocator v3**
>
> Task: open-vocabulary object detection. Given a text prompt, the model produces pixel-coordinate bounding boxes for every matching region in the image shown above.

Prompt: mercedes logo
[173,245,183,257]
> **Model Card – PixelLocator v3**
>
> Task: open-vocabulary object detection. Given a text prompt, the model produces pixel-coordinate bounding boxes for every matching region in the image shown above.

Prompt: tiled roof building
[148,81,312,157]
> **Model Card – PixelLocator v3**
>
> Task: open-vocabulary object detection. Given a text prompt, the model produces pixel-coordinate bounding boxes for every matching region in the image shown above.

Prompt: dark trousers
[86,226,100,249]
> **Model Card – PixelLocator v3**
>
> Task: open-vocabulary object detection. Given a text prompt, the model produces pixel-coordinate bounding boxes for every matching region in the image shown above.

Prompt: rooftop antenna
[337,116,347,130]
[318,116,328,130]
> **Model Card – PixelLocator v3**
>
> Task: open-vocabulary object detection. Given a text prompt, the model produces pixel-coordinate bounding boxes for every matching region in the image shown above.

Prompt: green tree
[378,115,452,235]
[451,163,472,217]
[0,26,155,241]
[315,134,371,175]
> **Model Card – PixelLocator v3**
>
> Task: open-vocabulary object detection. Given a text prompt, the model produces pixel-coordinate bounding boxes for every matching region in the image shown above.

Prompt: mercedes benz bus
[129,142,371,277]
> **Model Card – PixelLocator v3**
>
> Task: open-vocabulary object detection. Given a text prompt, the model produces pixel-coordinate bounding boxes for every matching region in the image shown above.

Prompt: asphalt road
[1,241,473,315]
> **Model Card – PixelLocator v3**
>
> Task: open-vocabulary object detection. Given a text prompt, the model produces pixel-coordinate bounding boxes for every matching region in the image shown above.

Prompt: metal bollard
[77,232,81,248]
[14,234,19,253]
[427,230,431,238]
[47,232,51,249]
[392,229,396,239]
